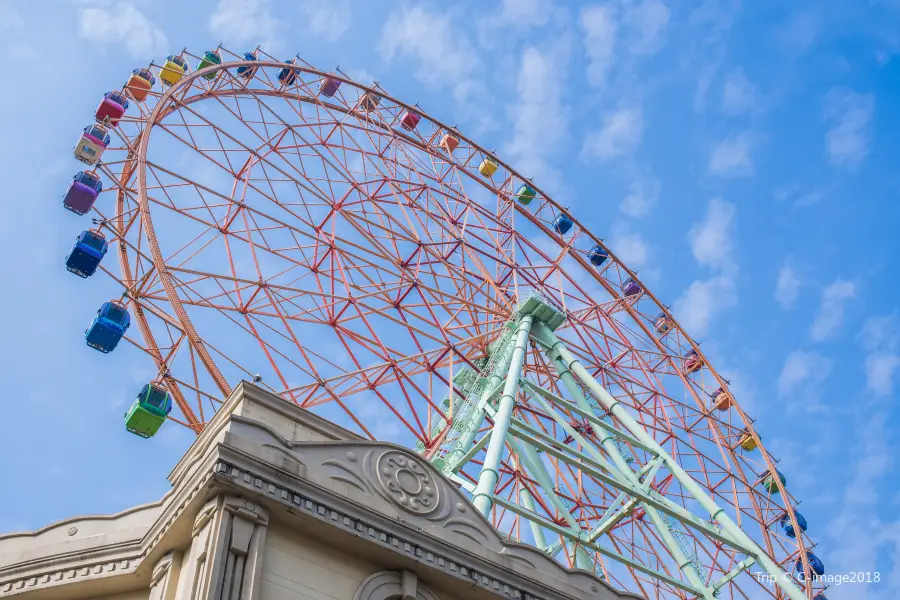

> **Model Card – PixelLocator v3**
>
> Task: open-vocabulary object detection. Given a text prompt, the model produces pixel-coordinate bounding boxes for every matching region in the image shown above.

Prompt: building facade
[0,383,642,600]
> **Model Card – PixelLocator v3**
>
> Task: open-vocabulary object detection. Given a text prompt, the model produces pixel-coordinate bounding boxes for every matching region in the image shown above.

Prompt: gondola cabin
[160,54,188,86]
[277,59,297,85]
[478,158,498,178]
[588,244,609,267]
[738,428,759,451]
[683,349,703,373]
[553,214,573,235]
[236,52,258,79]
[712,387,731,411]
[74,124,111,165]
[85,301,130,353]
[320,76,341,97]
[796,551,825,579]
[779,510,808,538]
[124,382,173,438]
[440,133,459,153]
[813,594,827,600]
[95,91,129,126]
[197,50,222,80]
[63,170,102,215]
[622,277,642,298]
[125,68,155,102]
[65,229,108,278]
[655,313,673,335]
[400,110,421,131]
[515,184,536,205]
[762,470,786,494]
[360,91,382,112]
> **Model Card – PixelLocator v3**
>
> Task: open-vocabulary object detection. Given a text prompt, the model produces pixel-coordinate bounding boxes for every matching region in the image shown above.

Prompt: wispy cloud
[620,176,660,218]
[209,0,281,50]
[861,316,900,397]
[0,1,24,32]
[608,222,651,271]
[379,5,482,105]
[709,132,757,177]
[824,88,875,169]
[299,0,351,42]
[78,2,168,58]
[688,198,737,272]
[505,43,570,188]
[673,275,737,338]
[582,105,644,162]
[622,0,671,56]
[721,67,758,115]
[810,279,856,341]
[775,263,801,309]
[580,4,618,87]
[777,350,832,398]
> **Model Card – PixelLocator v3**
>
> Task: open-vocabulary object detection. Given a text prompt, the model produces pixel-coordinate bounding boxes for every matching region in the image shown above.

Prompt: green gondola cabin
[125,382,173,438]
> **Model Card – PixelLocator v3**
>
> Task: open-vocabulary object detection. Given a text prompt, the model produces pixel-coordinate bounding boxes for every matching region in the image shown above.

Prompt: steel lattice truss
[76,47,825,600]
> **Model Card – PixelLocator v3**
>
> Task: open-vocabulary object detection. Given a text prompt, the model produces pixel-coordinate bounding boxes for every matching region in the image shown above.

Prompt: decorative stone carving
[353,570,439,600]
[376,450,439,515]
[149,552,182,600]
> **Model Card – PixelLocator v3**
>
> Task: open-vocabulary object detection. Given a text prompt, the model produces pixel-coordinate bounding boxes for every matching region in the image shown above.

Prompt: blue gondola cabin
[125,382,172,438]
[95,91,129,126]
[160,54,188,86]
[63,170,102,215]
[236,52,258,79]
[780,510,808,538]
[588,244,609,267]
[125,68,155,102]
[65,230,108,278]
[553,214,573,235]
[85,300,130,353]
[74,124,111,165]
[278,59,297,85]
[796,551,825,579]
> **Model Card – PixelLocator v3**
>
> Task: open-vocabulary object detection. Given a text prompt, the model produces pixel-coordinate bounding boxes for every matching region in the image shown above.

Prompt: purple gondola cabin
[63,171,103,215]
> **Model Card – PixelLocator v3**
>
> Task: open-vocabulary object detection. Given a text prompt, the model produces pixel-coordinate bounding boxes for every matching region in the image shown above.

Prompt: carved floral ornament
[375,450,440,515]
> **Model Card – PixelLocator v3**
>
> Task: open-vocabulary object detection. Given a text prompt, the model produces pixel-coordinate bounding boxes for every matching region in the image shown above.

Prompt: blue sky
[0,0,898,597]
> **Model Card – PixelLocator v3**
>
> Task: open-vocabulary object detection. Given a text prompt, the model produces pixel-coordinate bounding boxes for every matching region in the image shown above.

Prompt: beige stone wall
[259,525,375,600]
[88,592,147,600]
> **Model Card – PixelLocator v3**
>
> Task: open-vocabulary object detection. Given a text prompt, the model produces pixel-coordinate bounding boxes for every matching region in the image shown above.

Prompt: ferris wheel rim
[102,52,814,594]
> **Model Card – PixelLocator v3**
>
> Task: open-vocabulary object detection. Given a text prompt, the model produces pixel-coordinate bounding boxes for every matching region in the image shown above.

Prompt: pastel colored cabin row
[320,75,341,97]
[198,50,222,80]
[95,91,129,127]
[359,91,382,112]
[738,427,759,451]
[63,170,102,215]
[278,59,297,85]
[65,230,108,278]
[622,277,642,298]
[683,349,703,373]
[125,382,172,438]
[236,52,258,79]
[73,124,111,165]
[85,300,130,353]
[761,469,786,493]
[655,313,673,335]
[712,386,731,411]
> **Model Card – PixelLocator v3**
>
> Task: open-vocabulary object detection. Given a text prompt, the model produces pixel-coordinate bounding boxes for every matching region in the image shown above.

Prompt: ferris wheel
[58,46,830,600]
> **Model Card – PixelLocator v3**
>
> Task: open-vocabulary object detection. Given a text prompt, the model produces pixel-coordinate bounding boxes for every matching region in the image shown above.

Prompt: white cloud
[609,224,650,270]
[777,350,832,397]
[824,88,874,169]
[209,0,280,49]
[673,275,737,338]
[379,6,481,104]
[708,132,756,177]
[582,105,644,162]
[810,279,856,341]
[721,68,757,115]
[861,316,900,397]
[505,45,570,187]
[688,199,736,272]
[622,0,670,55]
[620,177,660,218]
[300,0,351,42]
[496,0,554,28]
[775,264,800,309]
[580,4,618,87]
[0,1,24,31]
[78,2,168,58]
